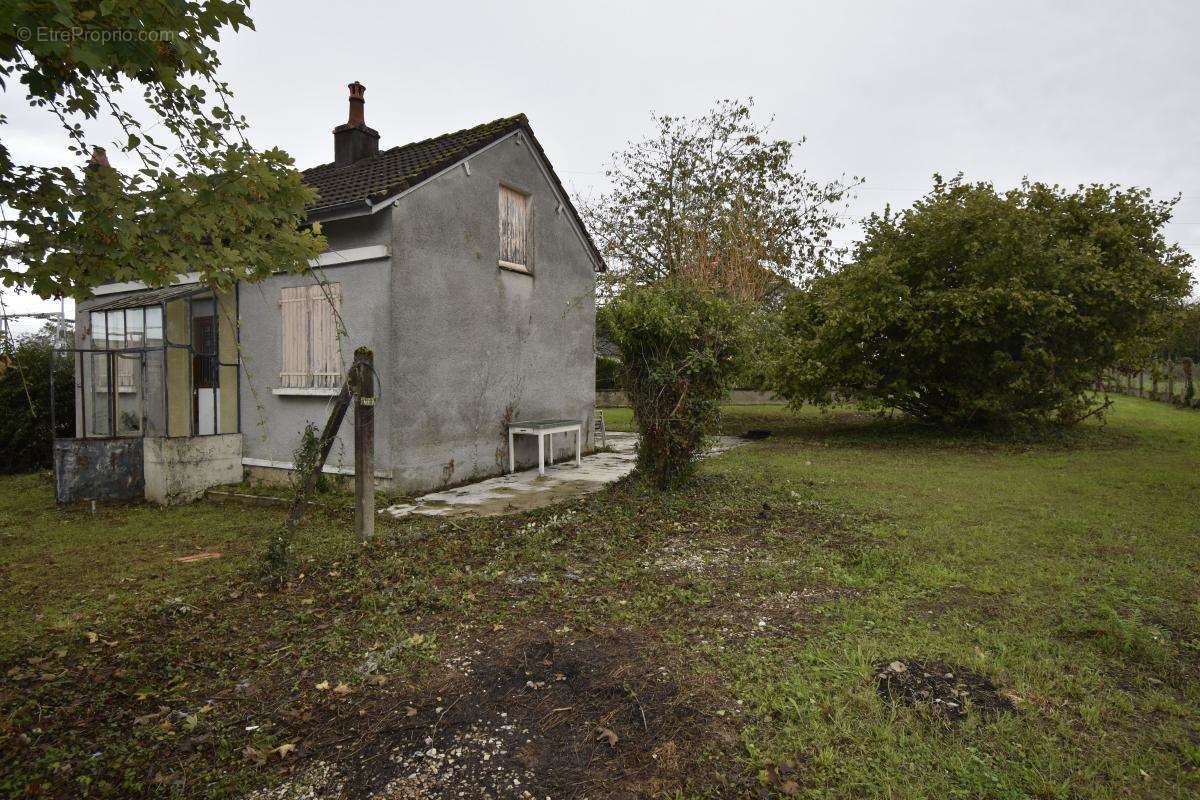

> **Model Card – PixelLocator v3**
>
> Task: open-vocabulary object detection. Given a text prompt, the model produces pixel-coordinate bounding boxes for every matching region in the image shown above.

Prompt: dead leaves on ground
[243,741,298,766]
[759,761,800,796]
[312,681,350,695]
[595,725,619,747]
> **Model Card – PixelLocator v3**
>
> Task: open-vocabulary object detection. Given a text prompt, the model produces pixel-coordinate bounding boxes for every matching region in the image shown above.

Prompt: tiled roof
[301,114,604,269]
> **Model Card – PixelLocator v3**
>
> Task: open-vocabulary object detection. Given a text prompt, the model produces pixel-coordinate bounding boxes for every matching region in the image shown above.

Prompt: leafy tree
[0,324,73,472]
[1,0,324,299]
[600,280,741,488]
[586,99,858,302]
[772,176,1194,428]
[1155,301,1200,360]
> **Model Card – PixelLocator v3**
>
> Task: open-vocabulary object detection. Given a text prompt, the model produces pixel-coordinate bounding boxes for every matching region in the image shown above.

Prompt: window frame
[88,306,151,394]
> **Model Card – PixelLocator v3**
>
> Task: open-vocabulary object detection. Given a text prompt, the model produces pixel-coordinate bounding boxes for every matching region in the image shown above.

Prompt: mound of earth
[873,659,1014,722]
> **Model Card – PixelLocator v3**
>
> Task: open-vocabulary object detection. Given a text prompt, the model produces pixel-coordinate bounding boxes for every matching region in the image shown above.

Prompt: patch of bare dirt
[258,633,738,799]
[873,659,1015,723]
[907,586,1012,623]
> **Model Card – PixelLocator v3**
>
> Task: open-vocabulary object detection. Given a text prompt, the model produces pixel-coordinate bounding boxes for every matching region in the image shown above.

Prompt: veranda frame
[51,284,241,440]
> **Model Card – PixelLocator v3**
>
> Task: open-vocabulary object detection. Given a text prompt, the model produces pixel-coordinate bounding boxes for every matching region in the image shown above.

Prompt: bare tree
[586,99,860,302]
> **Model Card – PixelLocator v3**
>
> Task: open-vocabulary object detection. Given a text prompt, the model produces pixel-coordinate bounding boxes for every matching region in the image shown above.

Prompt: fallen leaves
[595,725,619,747]
[242,745,267,766]
[759,762,800,796]
[243,741,298,766]
[315,679,352,695]
[133,706,170,726]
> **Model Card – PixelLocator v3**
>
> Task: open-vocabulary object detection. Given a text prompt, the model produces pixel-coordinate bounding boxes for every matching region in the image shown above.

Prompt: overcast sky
[4,0,1200,333]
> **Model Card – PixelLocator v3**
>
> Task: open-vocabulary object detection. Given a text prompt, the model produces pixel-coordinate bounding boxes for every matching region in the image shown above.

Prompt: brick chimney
[333,81,380,166]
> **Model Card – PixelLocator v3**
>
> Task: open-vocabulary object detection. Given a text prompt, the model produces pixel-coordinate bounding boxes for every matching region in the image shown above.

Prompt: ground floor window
[280,283,343,389]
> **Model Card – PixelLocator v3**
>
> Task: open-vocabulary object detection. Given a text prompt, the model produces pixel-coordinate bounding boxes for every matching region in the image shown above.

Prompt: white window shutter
[499,186,529,267]
[280,286,309,388]
[308,283,342,388]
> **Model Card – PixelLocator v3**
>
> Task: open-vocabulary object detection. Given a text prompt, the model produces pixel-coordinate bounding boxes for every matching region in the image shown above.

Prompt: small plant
[260,422,326,584]
[260,525,294,587]
[292,421,329,494]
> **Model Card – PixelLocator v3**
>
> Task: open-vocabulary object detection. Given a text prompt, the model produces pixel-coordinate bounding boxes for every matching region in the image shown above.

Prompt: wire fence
[1101,360,1197,408]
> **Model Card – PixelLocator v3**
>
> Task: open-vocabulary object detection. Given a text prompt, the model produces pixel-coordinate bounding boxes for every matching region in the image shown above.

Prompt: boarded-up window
[498,185,530,269]
[280,283,343,388]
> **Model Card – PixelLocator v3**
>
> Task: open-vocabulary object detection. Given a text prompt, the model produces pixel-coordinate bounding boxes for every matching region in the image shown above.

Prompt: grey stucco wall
[387,131,597,492]
[237,208,394,475]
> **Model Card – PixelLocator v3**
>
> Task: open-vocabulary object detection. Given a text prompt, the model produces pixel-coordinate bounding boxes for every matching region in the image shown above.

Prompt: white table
[508,419,583,475]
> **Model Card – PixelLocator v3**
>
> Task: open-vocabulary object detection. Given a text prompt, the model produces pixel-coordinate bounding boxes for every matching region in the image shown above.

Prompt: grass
[2,396,1199,798]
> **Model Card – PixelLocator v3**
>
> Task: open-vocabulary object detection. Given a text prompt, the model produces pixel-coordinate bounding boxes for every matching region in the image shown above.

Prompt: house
[54,82,603,503]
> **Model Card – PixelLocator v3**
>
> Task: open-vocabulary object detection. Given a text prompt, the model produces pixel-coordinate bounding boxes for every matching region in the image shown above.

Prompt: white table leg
[508,429,515,474]
[575,426,581,466]
[537,432,545,476]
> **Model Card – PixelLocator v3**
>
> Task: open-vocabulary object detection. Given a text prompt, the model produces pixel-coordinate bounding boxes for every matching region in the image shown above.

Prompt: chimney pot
[347,81,366,125]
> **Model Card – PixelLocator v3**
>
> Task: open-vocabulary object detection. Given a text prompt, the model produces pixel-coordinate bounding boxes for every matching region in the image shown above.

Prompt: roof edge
[305,117,605,271]
[511,121,606,272]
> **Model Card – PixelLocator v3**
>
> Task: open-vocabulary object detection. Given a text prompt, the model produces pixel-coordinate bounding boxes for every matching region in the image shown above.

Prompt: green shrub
[0,328,73,473]
[600,280,741,488]
[595,355,622,392]
[772,177,1193,429]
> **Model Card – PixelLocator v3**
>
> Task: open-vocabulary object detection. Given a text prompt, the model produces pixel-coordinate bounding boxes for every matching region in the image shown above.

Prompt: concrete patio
[382,432,744,519]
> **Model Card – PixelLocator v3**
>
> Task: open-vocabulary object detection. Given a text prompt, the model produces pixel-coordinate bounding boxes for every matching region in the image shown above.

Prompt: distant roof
[301,114,605,270]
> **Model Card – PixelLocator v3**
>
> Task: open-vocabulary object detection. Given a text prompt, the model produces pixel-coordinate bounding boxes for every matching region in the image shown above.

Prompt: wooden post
[1139,370,1144,398]
[1168,360,1175,403]
[1153,364,1159,401]
[353,347,375,541]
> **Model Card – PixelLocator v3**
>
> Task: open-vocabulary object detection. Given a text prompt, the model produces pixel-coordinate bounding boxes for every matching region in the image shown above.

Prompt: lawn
[2,396,1198,798]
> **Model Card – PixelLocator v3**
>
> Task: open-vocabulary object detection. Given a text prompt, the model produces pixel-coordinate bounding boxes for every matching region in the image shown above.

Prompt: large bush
[772,177,1193,428]
[0,328,74,472]
[600,281,741,487]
